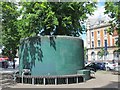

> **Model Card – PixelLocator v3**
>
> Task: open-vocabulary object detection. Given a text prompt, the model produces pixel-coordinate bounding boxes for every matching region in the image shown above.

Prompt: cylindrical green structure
[19,36,84,76]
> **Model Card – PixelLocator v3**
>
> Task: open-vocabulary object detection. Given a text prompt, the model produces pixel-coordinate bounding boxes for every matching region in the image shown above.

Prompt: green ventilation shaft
[19,36,84,76]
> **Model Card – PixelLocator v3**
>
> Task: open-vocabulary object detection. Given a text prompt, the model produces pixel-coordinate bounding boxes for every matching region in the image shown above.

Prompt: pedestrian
[13,60,15,69]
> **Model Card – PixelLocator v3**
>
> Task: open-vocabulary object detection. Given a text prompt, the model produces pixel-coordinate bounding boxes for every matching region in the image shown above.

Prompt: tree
[1,2,20,62]
[0,24,2,46]
[0,4,2,46]
[104,2,120,50]
[1,2,97,62]
[98,48,105,59]
[19,2,96,37]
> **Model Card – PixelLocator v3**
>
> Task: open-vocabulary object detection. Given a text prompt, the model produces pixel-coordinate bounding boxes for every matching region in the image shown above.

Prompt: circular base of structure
[15,74,85,85]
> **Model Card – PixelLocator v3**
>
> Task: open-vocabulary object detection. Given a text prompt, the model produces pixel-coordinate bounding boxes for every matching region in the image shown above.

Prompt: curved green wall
[19,36,84,76]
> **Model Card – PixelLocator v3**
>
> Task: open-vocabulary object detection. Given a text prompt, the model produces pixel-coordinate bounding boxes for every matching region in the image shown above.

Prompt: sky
[81,2,106,47]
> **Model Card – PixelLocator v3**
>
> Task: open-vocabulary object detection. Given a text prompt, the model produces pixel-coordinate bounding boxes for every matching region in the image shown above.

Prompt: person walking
[13,60,15,69]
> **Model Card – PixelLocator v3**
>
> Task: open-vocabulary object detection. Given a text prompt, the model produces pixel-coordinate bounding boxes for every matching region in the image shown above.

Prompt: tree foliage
[104,2,120,49]
[19,2,96,37]
[98,48,105,58]
[1,2,20,59]
[1,2,97,59]
[0,3,2,46]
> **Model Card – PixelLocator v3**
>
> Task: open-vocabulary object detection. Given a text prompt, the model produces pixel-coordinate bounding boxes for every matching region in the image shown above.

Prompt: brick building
[86,17,119,62]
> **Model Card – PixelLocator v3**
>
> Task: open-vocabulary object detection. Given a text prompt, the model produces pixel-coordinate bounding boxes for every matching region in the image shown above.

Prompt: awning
[0,57,9,61]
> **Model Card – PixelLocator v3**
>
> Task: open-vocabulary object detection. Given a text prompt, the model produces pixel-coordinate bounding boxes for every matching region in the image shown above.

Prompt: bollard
[76,77,78,83]
[66,78,68,84]
[55,78,57,85]
[22,72,25,84]
[32,77,34,85]
[43,78,46,85]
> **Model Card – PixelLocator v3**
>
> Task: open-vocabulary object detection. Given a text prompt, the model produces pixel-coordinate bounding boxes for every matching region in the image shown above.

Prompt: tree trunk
[55,17,64,35]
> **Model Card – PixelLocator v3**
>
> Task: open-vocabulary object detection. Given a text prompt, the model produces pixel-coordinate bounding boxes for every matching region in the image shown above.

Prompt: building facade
[86,20,119,62]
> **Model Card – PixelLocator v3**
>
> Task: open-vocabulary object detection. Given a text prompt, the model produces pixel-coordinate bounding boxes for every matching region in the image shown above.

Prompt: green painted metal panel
[19,36,84,76]
[77,70,90,80]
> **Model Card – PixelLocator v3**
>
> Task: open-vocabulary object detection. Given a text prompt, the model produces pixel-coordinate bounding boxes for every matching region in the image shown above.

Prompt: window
[104,40,107,45]
[104,39,107,50]
[97,51,102,60]
[114,37,118,45]
[91,52,95,61]
[92,41,94,48]
[98,40,101,47]
[97,31,100,38]
[91,32,94,37]
[98,31,100,35]
[104,29,107,35]
[113,51,119,60]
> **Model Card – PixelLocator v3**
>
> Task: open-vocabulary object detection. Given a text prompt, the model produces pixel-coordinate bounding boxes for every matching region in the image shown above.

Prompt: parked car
[85,62,91,66]
[84,62,106,72]
[83,62,97,72]
[105,62,117,70]
[95,62,106,70]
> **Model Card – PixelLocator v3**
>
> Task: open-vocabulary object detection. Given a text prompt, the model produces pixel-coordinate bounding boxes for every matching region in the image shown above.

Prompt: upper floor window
[97,31,100,38]
[104,39,107,50]
[114,37,118,45]
[98,31,100,35]
[92,41,94,48]
[104,39,107,45]
[91,32,94,37]
[104,39,108,46]
[104,29,107,35]
[98,40,101,47]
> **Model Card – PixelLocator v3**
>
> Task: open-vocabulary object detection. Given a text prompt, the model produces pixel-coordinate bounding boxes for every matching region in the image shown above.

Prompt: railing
[15,74,85,85]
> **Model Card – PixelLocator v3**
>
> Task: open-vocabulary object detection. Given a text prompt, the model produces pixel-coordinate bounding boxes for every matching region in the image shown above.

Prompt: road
[7,70,119,88]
